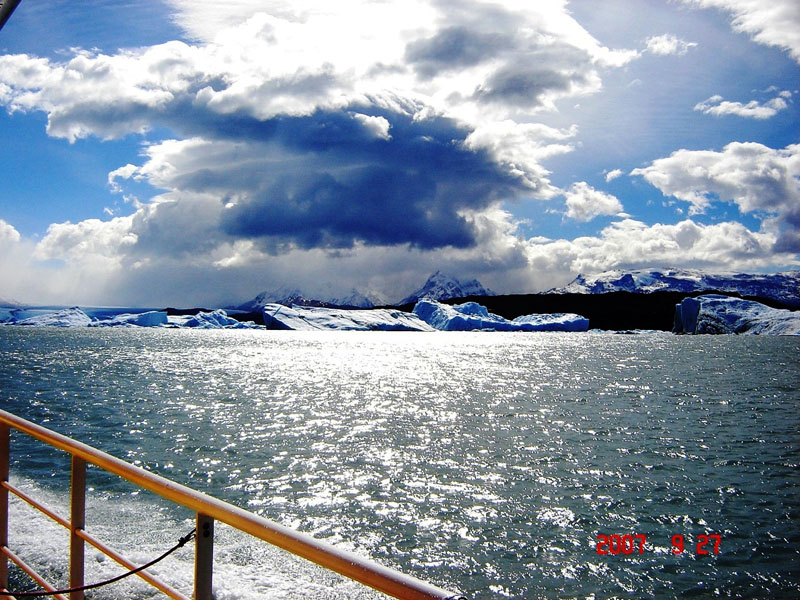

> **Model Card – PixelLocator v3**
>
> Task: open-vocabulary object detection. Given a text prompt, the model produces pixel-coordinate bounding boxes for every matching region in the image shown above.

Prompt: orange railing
[0,409,465,600]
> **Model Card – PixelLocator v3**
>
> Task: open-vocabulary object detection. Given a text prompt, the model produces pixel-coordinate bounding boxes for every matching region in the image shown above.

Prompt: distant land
[388,268,800,331]
[222,268,800,331]
[236,271,493,310]
[2,269,798,332]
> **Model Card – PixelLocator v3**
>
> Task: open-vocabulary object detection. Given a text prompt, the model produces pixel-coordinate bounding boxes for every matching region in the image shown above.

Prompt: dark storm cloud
[213,108,528,250]
[405,26,511,78]
[474,44,592,107]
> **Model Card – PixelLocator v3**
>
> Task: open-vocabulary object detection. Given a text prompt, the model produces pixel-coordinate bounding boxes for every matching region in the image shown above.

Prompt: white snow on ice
[673,295,800,335]
[261,304,435,331]
[13,307,93,327]
[413,299,589,332]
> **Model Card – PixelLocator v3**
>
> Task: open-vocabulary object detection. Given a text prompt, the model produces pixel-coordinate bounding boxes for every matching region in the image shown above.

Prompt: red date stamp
[596,534,721,555]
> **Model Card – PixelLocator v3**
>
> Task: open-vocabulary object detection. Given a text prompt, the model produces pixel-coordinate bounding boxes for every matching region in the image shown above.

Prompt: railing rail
[0,409,465,600]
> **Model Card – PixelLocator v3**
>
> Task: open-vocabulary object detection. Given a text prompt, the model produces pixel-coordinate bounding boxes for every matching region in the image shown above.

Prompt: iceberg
[170,309,260,329]
[5,307,257,329]
[262,304,435,331]
[413,299,589,332]
[512,312,591,332]
[89,311,169,327]
[673,295,800,335]
[14,307,93,327]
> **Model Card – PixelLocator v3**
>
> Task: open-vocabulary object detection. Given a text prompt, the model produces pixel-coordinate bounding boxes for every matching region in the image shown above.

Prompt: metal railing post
[194,513,214,600]
[69,456,86,600]
[0,410,465,600]
[0,424,8,591]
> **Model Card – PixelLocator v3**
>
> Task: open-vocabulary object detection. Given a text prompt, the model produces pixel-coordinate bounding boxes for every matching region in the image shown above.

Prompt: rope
[0,529,196,597]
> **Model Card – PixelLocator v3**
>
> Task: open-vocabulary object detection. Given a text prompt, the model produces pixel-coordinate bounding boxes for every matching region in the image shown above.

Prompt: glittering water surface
[1,328,798,599]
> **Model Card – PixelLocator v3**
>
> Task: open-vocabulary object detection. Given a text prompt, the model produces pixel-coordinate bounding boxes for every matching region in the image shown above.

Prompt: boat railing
[0,409,465,600]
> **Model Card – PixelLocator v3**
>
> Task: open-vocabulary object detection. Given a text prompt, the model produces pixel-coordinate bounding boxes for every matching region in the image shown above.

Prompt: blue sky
[0,0,798,306]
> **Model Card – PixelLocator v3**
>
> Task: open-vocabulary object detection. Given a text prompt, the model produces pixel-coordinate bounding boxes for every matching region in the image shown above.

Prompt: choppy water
[0,328,798,599]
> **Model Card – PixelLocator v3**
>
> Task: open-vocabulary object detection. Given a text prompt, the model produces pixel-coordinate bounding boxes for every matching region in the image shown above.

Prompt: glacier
[673,295,800,335]
[261,304,435,331]
[413,299,589,332]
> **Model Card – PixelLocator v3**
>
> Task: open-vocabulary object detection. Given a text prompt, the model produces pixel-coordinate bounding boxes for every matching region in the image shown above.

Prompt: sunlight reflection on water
[1,328,799,599]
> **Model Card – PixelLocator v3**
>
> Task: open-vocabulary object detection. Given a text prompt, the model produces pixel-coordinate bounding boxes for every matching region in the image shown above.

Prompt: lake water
[0,328,798,599]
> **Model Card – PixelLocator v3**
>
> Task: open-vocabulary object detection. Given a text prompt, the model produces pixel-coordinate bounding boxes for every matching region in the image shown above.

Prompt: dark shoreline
[392,290,796,331]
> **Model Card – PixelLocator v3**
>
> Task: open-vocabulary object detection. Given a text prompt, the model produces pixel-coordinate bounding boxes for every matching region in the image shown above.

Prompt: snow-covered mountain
[398,271,495,305]
[549,269,800,307]
[239,272,494,310]
[236,286,386,311]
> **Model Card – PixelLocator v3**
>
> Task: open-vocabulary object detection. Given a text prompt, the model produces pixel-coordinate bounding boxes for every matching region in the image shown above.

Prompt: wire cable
[0,529,195,598]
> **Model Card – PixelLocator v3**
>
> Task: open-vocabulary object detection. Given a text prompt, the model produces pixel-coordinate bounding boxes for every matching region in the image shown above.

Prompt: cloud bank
[0,1,796,305]
[631,142,800,252]
[564,182,624,222]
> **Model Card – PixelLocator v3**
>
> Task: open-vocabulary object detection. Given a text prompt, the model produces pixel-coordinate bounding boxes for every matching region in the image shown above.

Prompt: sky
[0,0,798,307]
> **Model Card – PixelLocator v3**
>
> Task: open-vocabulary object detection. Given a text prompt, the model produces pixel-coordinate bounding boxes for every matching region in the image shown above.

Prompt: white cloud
[0,1,637,141]
[645,34,697,56]
[694,92,790,119]
[34,216,138,267]
[631,142,800,251]
[681,0,800,63]
[563,182,624,222]
[605,169,623,182]
[463,121,577,196]
[0,219,21,245]
[351,113,391,140]
[108,163,141,193]
[0,0,642,267]
[522,219,788,285]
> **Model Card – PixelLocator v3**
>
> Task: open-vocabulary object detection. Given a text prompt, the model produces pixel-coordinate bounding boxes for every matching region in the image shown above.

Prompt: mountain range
[397,271,495,305]
[237,268,799,312]
[237,271,494,310]
[548,268,800,308]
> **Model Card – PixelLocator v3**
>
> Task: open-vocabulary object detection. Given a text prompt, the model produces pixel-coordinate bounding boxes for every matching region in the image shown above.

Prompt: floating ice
[413,299,589,332]
[673,295,800,335]
[90,311,169,327]
[6,307,257,329]
[262,304,435,331]
[14,307,93,327]
[170,309,260,329]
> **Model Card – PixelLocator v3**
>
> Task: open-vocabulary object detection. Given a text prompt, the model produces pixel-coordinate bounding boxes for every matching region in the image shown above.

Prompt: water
[0,328,798,599]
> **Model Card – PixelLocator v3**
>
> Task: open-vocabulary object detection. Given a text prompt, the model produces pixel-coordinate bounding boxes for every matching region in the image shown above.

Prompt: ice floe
[413,299,589,332]
[261,304,434,331]
[673,295,800,335]
[4,307,258,329]
[89,311,169,327]
[14,307,93,327]
[170,309,260,329]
